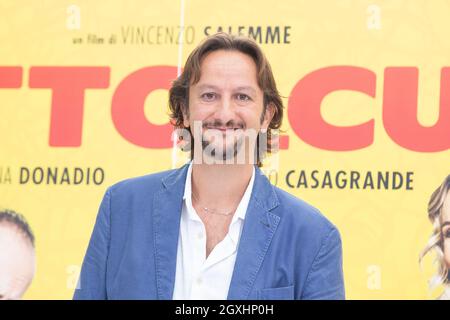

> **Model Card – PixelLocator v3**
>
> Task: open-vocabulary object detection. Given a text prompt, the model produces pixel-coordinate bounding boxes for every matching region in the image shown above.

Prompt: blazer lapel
[152,163,189,300]
[227,166,281,300]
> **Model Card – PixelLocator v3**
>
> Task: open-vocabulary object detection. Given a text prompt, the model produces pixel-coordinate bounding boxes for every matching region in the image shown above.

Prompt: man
[0,209,36,300]
[74,32,345,300]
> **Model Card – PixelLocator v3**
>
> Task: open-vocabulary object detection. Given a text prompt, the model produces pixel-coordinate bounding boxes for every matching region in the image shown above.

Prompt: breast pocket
[256,285,295,300]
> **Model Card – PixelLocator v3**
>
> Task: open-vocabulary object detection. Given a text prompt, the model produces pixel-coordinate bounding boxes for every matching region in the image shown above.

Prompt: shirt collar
[182,160,256,223]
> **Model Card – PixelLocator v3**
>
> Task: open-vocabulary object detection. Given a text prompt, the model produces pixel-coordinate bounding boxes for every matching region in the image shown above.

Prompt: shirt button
[197,232,203,240]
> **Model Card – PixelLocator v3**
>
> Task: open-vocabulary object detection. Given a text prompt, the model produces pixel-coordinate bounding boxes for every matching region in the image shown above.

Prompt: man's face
[442,190,450,269]
[185,49,274,164]
[0,224,35,300]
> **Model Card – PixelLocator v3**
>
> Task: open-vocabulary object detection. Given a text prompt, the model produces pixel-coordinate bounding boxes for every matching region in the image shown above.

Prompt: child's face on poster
[0,225,35,300]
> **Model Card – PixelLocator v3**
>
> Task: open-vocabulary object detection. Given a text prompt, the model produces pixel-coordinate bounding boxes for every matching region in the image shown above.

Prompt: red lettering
[29,67,109,146]
[0,67,22,88]
[111,66,177,148]
[7,64,446,153]
[383,67,450,152]
[288,66,376,151]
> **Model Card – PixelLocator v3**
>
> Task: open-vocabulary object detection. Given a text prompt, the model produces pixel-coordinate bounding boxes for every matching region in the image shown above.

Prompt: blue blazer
[73,163,345,300]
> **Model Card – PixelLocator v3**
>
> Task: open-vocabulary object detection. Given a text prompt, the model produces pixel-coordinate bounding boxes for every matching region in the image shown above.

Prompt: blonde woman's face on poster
[443,190,450,269]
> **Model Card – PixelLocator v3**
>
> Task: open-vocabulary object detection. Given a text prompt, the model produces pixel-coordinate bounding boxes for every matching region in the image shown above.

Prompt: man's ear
[261,102,276,130]
[182,103,190,128]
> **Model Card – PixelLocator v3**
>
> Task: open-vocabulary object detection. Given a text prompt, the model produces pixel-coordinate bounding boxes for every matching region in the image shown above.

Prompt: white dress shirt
[172,161,255,300]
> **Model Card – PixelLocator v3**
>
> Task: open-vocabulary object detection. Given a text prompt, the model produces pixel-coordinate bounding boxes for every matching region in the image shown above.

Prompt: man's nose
[214,96,236,124]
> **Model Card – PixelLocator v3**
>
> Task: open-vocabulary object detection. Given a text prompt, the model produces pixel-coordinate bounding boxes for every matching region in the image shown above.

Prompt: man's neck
[191,162,254,207]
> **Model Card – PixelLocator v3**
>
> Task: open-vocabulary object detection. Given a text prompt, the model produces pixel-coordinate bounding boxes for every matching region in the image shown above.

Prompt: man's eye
[236,94,251,101]
[201,93,216,100]
[445,228,450,239]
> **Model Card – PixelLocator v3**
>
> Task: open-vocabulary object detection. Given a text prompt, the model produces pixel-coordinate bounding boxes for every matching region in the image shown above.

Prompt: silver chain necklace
[191,191,235,216]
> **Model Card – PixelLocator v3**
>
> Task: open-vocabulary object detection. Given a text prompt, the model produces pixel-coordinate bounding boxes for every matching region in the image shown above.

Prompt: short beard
[201,133,245,161]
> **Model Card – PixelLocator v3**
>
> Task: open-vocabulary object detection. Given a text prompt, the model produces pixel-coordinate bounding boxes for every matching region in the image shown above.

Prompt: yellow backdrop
[0,0,449,299]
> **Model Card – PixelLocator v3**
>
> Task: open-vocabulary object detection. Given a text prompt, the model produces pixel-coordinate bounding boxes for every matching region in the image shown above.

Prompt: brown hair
[0,209,35,247]
[419,175,450,291]
[168,32,284,167]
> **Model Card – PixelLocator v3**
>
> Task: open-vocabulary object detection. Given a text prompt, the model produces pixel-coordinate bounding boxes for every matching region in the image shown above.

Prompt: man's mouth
[204,126,243,132]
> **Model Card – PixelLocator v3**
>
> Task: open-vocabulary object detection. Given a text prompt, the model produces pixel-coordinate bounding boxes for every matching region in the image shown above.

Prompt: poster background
[0,0,449,299]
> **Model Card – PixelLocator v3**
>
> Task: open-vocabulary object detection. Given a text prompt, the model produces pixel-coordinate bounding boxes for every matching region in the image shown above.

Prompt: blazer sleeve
[73,188,111,300]
[301,226,345,300]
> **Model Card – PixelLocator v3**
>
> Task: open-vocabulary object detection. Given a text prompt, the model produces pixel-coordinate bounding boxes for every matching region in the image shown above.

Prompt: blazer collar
[161,162,279,212]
